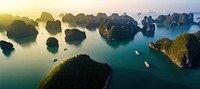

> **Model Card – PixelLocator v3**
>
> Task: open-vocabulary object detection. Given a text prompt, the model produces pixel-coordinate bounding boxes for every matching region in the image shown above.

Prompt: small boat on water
[53,59,58,62]
[144,61,150,68]
[135,51,140,56]
[137,12,142,15]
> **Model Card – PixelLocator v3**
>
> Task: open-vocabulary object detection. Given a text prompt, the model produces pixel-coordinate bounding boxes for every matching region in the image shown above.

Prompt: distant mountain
[154,13,194,27]
[36,12,55,22]
[149,31,200,68]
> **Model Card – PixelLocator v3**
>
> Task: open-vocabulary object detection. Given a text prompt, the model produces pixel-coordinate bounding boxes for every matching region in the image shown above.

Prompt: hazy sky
[0,0,200,17]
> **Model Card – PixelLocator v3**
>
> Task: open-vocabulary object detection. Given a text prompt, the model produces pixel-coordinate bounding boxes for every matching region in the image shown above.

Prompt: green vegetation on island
[7,20,38,39]
[194,31,200,41]
[39,54,112,89]
[36,12,55,22]
[149,31,200,68]
[99,13,140,40]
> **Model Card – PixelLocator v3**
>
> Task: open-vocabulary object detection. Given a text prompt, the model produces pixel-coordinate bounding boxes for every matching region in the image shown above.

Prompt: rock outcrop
[149,32,200,68]
[155,13,194,27]
[65,29,86,41]
[0,40,14,51]
[7,20,38,39]
[45,20,61,32]
[99,14,140,40]
[46,37,59,47]
[39,54,112,89]
[141,16,155,31]
[59,13,64,17]
[62,13,107,29]
[36,12,54,22]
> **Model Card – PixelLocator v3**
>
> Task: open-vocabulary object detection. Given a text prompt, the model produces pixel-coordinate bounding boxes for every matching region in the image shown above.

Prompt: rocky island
[154,13,194,27]
[0,40,14,51]
[39,54,112,89]
[6,20,38,39]
[36,12,55,22]
[46,37,59,47]
[141,16,155,31]
[149,31,200,68]
[62,13,106,29]
[99,13,140,40]
[45,20,62,32]
[65,29,86,41]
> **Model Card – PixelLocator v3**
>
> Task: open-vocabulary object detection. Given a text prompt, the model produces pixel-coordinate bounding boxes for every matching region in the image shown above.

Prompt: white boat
[186,59,189,65]
[144,61,150,68]
[135,51,140,56]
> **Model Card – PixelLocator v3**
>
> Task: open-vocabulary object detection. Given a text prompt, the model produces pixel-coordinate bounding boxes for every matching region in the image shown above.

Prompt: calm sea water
[0,12,200,89]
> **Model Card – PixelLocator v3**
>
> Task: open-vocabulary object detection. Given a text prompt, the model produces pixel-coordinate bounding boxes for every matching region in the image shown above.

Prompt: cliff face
[99,14,140,40]
[194,31,200,40]
[155,13,194,26]
[39,54,112,89]
[149,32,200,68]
[141,16,155,31]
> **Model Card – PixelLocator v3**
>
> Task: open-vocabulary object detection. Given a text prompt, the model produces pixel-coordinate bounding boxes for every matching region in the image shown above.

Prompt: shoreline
[148,43,183,68]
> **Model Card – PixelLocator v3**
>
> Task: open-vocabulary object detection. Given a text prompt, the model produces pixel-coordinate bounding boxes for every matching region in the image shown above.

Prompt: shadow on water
[108,66,193,89]
[46,28,62,35]
[100,35,135,48]
[141,30,155,38]
[2,50,14,57]
[11,35,37,47]
[86,27,97,31]
[156,24,192,33]
[65,38,86,47]
[47,47,59,54]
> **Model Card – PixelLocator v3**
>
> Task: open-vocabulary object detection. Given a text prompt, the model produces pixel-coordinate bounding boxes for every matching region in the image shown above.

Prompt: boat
[53,59,58,62]
[135,51,140,56]
[144,61,150,68]
[137,12,141,15]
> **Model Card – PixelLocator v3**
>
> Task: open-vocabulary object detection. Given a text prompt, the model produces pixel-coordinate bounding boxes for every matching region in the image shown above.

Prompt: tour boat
[144,61,150,68]
[135,51,140,56]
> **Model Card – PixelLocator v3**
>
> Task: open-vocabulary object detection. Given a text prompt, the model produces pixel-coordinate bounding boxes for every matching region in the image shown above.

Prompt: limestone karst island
[0,0,200,89]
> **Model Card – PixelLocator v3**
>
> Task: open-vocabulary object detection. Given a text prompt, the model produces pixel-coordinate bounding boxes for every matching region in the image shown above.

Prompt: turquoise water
[0,13,200,89]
